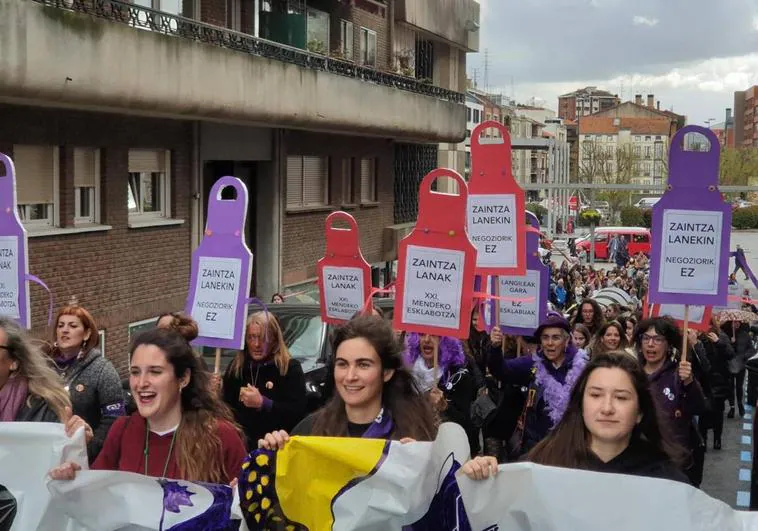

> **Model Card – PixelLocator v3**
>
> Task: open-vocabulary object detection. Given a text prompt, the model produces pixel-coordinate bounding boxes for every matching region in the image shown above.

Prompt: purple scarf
[0,375,29,422]
[535,347,587,427]
[361,407,395,439]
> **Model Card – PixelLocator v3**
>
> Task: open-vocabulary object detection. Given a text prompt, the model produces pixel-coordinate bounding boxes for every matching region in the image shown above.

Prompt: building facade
[734,86,758,147]
[558,86,620,121]
[0,0,479,372]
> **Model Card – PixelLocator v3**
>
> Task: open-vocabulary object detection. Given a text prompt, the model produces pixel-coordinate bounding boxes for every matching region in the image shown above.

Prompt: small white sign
[657,304,706,322]
[658,210,723,295]
[0,236,20,319]
[190,256,242,340]
[498,270,540,330]
[467,194,518,268]
[402,245,465,330]
[323,266,365,321]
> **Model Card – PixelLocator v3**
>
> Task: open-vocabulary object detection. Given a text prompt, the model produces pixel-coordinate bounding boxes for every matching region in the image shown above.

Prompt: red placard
[393,169,477,339]
[647,303,713,332]
[467,120,527,276]
[317,211,371,325]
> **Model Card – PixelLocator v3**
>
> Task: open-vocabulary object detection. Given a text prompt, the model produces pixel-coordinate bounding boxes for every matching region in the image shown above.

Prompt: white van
[634,197,660,209]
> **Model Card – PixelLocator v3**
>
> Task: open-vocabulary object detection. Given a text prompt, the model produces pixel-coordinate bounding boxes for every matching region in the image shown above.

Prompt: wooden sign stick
[680,305,690,364]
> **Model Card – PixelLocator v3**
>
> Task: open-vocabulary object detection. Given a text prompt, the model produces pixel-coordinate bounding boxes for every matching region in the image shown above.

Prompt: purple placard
[495,212,549,335]
[0,153,31,329]
[185,177,253,350]
[648,126,732,306]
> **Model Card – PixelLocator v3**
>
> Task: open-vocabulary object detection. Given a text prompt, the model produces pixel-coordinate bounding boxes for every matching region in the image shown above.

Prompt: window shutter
[74,148,97,187]
[286,156,304,208]
[302,156,327,206]
[128,149,165,173]
[360,158,375,202]
[345,22,354,60]
[368,31,377,66]
[13,145,55,204]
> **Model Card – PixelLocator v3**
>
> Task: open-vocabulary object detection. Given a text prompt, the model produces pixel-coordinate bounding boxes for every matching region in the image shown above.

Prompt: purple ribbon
[24,273,54,327]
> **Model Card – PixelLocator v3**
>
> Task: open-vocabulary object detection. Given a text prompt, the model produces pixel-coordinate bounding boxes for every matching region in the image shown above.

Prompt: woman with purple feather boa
[488,313,588,456]
[404,333,478,444]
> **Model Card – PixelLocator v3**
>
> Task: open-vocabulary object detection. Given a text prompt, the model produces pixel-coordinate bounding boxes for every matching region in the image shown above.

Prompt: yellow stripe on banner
[275,436,387,529]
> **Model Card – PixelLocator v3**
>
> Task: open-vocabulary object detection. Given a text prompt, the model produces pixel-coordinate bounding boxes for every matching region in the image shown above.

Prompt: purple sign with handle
[480,212,548,335]
[648,126,732,306]
[0,153,30,329]
[185,177,253,350]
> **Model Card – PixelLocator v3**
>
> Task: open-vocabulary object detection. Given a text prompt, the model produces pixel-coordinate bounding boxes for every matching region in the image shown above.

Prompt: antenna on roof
[483,48,490,93]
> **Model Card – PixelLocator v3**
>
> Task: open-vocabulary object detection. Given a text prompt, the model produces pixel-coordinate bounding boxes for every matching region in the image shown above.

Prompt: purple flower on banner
[158,480,195,531]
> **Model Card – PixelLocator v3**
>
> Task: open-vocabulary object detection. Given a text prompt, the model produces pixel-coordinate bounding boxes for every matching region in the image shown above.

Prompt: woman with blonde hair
[48,304,124,461]
[222,312,306,446]
[0,317,70,422]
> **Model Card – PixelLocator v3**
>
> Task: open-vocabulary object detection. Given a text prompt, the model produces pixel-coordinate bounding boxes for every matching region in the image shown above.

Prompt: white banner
[458,462,758,531]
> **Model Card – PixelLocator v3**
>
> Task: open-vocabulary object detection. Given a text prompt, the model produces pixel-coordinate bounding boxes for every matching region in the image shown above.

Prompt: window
[486,113,492,121]
[633,233,649,243]
[644,146,652,158]
[98,330,106,358]
[341,158,354,204]
[286,155,329,209]
[634,145,641,157]
[473,109,480,123]
[133,0,181,30]
[645,136,652,141]
[635,136,641,141]
[360,158,377,203]
[14,145,58,228]
[128,149,171,220]
[466,107,472,122]
[339,20,354,60]
[74,148,100,225]
[306,8,329,55]
[466,130,471,138]
[359,27,377,67]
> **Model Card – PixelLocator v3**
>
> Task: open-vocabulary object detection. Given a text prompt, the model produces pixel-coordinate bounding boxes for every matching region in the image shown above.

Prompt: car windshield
[276,311,324,373]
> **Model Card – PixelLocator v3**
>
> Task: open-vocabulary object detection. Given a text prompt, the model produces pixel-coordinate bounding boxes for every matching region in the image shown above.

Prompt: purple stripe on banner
[25,273,54,326]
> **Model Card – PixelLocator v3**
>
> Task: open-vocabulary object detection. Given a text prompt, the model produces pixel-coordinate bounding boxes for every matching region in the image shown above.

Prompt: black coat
[694,332,735,400]
[15,395,60,422]
[586,438,688,484]
[223,357,306,447]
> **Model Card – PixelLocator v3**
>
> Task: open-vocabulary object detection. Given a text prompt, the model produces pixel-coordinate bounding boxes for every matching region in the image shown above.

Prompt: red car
[576,227,651,260]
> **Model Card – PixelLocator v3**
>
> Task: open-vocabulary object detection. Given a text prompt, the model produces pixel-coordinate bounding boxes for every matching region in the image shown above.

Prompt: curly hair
[403,333,465,370]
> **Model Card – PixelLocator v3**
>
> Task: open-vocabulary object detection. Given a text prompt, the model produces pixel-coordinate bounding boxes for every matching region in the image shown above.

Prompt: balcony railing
[32,0,464,104]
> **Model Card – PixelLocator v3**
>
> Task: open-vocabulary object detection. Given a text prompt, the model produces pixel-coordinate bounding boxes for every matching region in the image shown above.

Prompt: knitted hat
[534,312,571,341]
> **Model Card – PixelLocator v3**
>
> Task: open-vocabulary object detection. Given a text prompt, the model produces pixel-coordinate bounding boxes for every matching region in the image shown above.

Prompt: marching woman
[571,299,606,336]
[462,352,688,483]
[634,317,706,486]
[488,313,588,456]
[49,328,247,484]
[48,305,124,461]
[588,321,634,359]
[222,312,307,447]
[258,315,436,444]
[156,311,213,378]
[404,333,477,450]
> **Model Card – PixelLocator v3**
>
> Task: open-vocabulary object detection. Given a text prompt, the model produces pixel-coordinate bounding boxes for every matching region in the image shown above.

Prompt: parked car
[634,197,660,209]
[575,226,651,260]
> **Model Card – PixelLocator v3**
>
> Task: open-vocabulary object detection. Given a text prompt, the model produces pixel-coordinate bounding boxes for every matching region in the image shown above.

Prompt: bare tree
[579,140,641,220]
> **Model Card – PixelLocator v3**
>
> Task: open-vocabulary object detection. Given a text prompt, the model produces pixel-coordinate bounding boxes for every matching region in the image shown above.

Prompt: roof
[591,101,683,121]
[559,86,617,99]
[579,116,671,135]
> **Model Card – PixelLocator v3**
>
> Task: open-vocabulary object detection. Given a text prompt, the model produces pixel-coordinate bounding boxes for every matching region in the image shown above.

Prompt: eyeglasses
[641,335,665,345]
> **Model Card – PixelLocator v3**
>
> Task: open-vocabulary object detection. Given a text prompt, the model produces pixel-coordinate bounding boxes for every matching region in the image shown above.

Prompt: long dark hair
[311,316,437,441]
[527,352,686,469]
[590,321,630,357]
[130,329,241,483]
[573,299,605,333]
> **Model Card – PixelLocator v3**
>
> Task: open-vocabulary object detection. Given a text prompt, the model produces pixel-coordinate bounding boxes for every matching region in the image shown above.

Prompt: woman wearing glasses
[634,317,706,485]
[404,333,477,447]
[488,313,588,456]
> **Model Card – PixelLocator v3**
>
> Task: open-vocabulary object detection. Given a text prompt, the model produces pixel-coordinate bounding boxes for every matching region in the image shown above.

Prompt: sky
[470,0,758,125]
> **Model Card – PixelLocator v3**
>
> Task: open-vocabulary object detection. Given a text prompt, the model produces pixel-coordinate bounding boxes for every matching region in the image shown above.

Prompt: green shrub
[733,206,758,229]
[526,203,547,224]
[620,207,644,227]
[578,209,602,227]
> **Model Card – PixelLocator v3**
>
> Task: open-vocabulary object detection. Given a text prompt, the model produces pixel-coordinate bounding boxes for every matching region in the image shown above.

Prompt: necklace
[144,420,178,478]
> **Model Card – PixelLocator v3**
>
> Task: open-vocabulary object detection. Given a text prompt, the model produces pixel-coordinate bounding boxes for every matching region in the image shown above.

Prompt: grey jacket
[53,348,125,461]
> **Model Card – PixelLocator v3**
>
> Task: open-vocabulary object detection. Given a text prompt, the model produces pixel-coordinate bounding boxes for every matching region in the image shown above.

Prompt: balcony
[0,0,466,142]
[395,0,480,51]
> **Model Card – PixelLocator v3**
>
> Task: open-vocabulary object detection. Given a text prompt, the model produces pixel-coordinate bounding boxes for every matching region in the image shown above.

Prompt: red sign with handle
[467,120,527,276]
[393,169,477,339]
[648,303,713,332]
[317,211,371,325]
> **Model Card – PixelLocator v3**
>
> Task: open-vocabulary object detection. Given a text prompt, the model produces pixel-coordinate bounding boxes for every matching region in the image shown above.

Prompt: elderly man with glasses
[488,313,588,458]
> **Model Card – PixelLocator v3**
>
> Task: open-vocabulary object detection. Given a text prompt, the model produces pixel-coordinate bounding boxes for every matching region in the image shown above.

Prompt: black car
[123,298,397,414]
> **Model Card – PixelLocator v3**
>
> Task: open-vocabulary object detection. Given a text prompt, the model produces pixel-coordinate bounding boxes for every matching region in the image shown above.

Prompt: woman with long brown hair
[462,352,688,483]
[258,315,436,448]
[48,304,124,460]
[49,328,246,484]
[222,312,306,446]
[588,321,633,359]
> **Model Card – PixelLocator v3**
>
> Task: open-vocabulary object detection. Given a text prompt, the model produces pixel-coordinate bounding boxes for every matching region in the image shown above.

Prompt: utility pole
[483,48,489,93]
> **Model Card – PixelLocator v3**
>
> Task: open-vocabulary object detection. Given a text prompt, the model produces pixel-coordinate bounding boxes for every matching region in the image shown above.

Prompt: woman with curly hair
[571,299,606,336]
[404,333,478,447]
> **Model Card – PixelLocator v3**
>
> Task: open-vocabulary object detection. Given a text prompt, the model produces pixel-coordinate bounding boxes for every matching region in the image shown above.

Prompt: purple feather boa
[535,345,587,427]
[404,333,465,377]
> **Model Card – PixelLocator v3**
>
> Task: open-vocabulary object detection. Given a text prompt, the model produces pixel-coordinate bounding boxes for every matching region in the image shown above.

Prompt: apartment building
[0,0,479,371]
[734,86,758,147]
[558,86,620,121]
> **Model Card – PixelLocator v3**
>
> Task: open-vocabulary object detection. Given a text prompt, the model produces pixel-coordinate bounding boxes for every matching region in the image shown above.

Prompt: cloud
[632,15,659,27]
